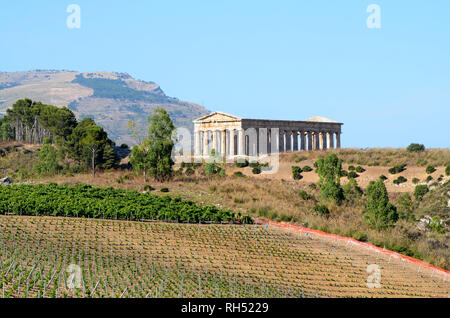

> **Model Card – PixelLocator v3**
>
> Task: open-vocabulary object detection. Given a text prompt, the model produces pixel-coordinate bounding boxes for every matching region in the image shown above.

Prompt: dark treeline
[0,99,119,176]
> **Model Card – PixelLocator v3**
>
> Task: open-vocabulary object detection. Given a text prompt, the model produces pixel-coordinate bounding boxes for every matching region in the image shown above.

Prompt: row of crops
[0,183,246,223]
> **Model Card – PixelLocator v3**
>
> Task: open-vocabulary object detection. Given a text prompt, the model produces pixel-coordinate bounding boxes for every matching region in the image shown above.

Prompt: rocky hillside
[0,70,209,145]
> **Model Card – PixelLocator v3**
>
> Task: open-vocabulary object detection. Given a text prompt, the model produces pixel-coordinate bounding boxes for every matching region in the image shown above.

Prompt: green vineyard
[0,184,242,224]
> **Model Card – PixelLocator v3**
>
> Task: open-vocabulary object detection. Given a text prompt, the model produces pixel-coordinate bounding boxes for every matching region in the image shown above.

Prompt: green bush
[313,205,330,217]
[406,143,425,152]
[425,175,433,183]
[233,171,246,178]
[446,164,450,176]
[235,159,249,168]
[379,175,388,181]
[388,164,407,174]
[425,165,436,174]
[347,171,359,179]
[412,177,420,184]
[298,190,311,200]
[393,176,407,185]
[292,166,303,180]
[252,166,261,175]
[340,170,348,177]
[355,166,365,173]
[143,185,155,192]
[429,216,444,234]
[302,165,313,172]
[414,185,428,201]
[348,165,356,171]
[160,187,169,193]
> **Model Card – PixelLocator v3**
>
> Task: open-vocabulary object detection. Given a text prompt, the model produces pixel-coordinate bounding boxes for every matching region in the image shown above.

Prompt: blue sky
[1,0,449,148]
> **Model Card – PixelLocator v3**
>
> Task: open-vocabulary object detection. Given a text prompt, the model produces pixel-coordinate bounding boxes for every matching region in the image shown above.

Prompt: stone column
[203,130,209,156]
[293,131,298,151]
[319,132,323,150]
[267,129,271,154]
[307,132,313,151]
[322,132,327,150]
[315,132,320,150]
[336,132,341,149]
[194,130,201,155]
[328,132,333,149]
[278,130,285,153]
[229,129,235,157]
[300,131,306,151]
[221,129,226,157]
[285,131,291,152]
[238,129,245,156]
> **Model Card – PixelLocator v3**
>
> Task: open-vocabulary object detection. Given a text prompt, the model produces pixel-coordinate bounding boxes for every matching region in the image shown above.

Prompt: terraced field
[0,215,448,298]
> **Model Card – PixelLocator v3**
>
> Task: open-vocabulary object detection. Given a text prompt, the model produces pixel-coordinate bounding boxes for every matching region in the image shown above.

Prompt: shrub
[412,177,420,184]
[185,167,195,176]
[292,166,303,180]
[425,175,433,183]
[379,175,388,181]
[355,166,365,173]
[425,165,436,174]
[252,166,262,175]
[294,156,307,163]
[393,176,407,185]
[308,183,317,190]
[120,144,129,149]
[363,179,398,229]
[302,165,313,172]
[429,216,444,234]
[406,143,425,152]
[340,170,348,177]
[347,171,359,179]
[241,215,254,224]
[298,190,311,200]
[235,159,249,168]
[143,185,155,192]
[414,185,428,201]
[23,149,32,155]
[348,165,356,171]
[233,171,246,178]
[446,164,450,176]
[388,164,406,174]
[160,187,169,193]
[313,205,330,217]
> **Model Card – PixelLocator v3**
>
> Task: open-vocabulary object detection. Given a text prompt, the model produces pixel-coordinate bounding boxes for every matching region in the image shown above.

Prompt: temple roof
[305,116,338,123]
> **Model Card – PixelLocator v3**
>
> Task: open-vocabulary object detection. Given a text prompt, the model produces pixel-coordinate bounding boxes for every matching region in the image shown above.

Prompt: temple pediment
[194,111,242,123]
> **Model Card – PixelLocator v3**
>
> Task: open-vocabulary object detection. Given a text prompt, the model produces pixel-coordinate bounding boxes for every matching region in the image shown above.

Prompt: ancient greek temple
[193,112,343,158]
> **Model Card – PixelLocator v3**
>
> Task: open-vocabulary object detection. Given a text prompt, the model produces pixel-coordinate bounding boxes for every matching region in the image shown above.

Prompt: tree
[364,179,398,229]
[34,138,61,176]
[406,143,425,152]
[396,193,414,221]
[316,154,344,204]
[414,185,428,201]
[343,177,363,203]
[130,108,176,182]
[101,144,119,169]
[81,125,108,178]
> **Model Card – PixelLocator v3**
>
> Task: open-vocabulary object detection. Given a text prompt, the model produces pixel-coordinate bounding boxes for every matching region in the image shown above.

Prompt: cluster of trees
[0,99,118,176]
[0,183,240,223]
[315,153,399,229]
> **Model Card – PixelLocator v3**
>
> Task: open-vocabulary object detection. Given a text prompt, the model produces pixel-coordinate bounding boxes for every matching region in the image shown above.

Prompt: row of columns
[195,128,341,157]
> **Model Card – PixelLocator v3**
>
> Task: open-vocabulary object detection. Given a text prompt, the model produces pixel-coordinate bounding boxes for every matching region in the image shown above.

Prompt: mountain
[0,70,210,145]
